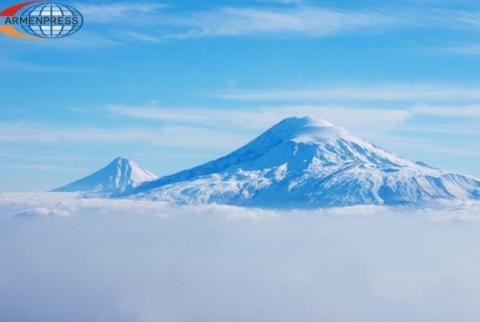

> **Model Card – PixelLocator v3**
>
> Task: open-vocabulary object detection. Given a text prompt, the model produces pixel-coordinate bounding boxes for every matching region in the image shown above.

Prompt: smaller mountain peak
[53,157,156,194]
[111,156,131,164]
[109,156,143,171]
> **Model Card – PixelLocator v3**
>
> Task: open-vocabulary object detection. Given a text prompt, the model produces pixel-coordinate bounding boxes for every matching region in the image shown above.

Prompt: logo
[0,1,83,39]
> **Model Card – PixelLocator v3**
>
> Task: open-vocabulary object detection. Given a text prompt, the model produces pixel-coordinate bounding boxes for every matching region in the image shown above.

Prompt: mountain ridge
[127,116,480,208]
[52,117,480,208]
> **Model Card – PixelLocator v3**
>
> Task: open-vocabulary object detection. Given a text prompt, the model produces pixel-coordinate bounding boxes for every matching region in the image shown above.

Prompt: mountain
[54,157,157,194]
[129,116,480,208]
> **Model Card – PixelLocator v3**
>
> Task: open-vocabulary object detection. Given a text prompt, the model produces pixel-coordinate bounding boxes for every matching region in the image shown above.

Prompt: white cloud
[1,192,479,221]
[85,5,480,41]
[256,0,305,4]
[0,164,88,173]
[0,121,247,150]
[161,7,480,40]
[164,7,399,39]
[120,30,164,43]
[0,192,275,219]
[216,83,480,102]
[439,10,480,27]
[75,2,167,22]
[108,104,411,136]
[0,104,410,152]
[37,4,399,46]
[412,104,480,118]
[31,4,480,47]
[434,43,480,56]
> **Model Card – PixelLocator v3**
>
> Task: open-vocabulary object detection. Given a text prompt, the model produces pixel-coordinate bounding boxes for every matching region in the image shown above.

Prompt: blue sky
[0,0,479,191]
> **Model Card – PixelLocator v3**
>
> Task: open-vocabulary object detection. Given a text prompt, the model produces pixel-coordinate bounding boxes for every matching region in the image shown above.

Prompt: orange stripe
[0,25,35,39]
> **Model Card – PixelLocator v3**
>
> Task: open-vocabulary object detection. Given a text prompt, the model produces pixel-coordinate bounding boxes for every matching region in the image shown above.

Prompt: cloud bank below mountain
[1,192,480,322]
[0,193,480,322]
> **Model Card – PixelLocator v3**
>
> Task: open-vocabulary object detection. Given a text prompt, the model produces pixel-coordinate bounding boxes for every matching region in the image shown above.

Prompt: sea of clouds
[1,192,480,322]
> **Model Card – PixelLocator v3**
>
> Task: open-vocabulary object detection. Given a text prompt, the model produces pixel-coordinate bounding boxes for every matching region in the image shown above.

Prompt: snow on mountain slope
[130,116,480,208]
[54,157,157,194]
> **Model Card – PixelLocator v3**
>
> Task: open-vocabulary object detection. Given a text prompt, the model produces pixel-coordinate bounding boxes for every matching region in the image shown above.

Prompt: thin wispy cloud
[108,103,412,134]
[376,134,480,159]
[256,0,305,4]
[439,43,480,56]
[69,4,480,43]
[3,3,400,50]
[0,122,247,150]
[0,104,410,152]
[412,104,480,118]
[216,83,480,102]
[75,2,167,22]
[119,30,164,43]
[163,7,399,39]
[436,10,480,28]
[35,3,480,48]
[0,103,414,160]
[0,164,88,173]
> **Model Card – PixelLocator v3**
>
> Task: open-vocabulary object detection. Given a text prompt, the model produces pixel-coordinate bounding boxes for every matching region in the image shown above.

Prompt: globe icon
[20,2,83,39]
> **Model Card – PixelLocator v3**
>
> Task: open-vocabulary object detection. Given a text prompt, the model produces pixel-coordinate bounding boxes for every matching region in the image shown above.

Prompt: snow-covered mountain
[54,157,157,194]
[130,116,480,207]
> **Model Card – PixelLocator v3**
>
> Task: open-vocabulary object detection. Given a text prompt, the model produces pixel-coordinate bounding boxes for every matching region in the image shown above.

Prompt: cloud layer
[1,193,480,322]
[1,192,479,222]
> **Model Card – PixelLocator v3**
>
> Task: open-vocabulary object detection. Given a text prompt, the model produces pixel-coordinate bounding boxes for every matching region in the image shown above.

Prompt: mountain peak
[132,115,480,207]
[270,116,335,134]
[54,157,157,194]
[265,116,351,144]
[278,116,333,127]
